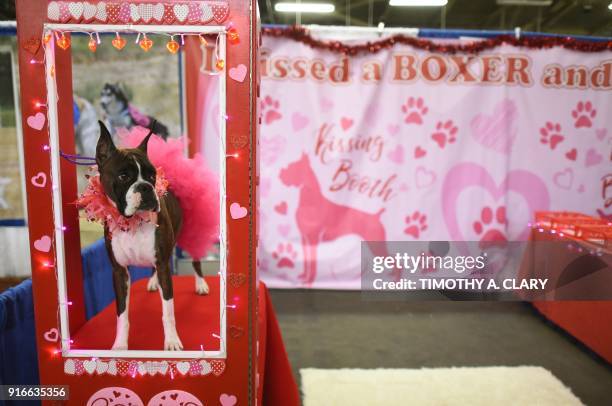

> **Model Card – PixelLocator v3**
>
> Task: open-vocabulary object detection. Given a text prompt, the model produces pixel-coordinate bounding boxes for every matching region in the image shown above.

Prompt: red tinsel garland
[262,26,612,55]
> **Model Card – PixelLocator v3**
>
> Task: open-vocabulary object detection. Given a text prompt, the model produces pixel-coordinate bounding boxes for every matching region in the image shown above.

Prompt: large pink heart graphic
[27,112,46,131]
[229,202,247,219]
[229,64,247,82]
[442,162,549,243]
[470,99,517,155]
[291,112,309,131]
[34,235,52,252]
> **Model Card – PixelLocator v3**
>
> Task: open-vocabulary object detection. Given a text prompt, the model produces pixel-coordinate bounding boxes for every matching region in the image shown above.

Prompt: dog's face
[100,83,128,115]
[280,153,309,187]
[96,121,159,217]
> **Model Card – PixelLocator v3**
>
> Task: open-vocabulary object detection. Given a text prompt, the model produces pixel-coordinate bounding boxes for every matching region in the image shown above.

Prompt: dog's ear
[96,121,116,166]
[137,128,154,154]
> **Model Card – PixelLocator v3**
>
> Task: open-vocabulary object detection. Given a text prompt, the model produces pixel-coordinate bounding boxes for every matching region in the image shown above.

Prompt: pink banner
[202,34,612,289]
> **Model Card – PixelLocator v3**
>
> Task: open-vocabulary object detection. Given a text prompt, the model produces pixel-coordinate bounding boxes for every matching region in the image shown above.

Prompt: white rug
[301,366,583,406]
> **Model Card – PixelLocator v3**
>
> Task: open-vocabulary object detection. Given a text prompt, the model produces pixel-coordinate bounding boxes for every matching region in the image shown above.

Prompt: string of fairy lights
[29,24,240,375]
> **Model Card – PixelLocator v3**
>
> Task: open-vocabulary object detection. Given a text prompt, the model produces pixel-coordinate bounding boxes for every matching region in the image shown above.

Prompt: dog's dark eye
[117,173,129,182]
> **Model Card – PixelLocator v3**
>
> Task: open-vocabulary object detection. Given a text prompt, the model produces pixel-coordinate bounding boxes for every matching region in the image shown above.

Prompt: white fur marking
[195,275,210,295]
[147,272,159,291]
[159,292,183,351]
[111,222,157,267]
[111,273,130,350]
[123,158,159,216]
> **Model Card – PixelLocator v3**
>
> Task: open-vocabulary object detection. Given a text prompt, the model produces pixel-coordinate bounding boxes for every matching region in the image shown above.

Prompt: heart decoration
[31,172,47,188]
[118,3,130,23]
[228,272,247,287]
[64,359,76,375]
[112,36,127,50]
[201,4,213,22]
[274,201,288,215]
[48,2,60,21]
[565,148,577,161]
[229,325,244,339]
[292,112,309,131]
[152,3,164,21]
[230,202,248,219]
[139,36,153,52]
[174,4,189,22]
[83,2,97,20]
[176,361,191,375]
[130,4,140,21]
[553,168,574,190]
[74,360,85,375]
[189,360,203,376]
[43,327,59,342]
[340,117,354,131]
[107,360,117,376]
[34,235,52,252]
[137,361,148,376]
[166,39,180,54]
[117,360,130,377]
[415,166,436,189]
[68,2,84,20]
[147,361,169,376]
[107,3,121,22]
[138,3,154,22]
[22,38,41,55]
[414,146,427,159]
[210,360,226,376]
[83,359,97,375]
[163,4,176,24]
[27,112,46,131]
[96,360,109,375]
[200,360,212,375]
[229,64,247,82]
[230,133,248,150]
[220,394,238,406]
[188,2,203,23]
[470,98,518,155]
[211,3,229,22]
[585,148,603,167]
[95,2,107,20]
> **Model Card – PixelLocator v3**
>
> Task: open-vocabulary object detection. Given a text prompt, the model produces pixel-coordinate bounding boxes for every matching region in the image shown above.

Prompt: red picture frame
[15,0,259,404]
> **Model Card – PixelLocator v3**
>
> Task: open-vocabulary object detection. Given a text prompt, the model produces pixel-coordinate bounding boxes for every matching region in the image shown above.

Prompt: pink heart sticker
[585,148,603,167]
[34,235,52,252]
[43,328,59,342]
[31,172,47,188]
[230,202,247,219]
[229,64,247,82]
[27,112,46,131]
[220,393,237,406]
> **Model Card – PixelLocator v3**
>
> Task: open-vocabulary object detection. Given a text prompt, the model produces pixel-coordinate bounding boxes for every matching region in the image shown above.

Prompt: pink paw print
[404,211,427,238]
[572,101,596,129]
[261,95,282,125]
[402,97,428,125]
[431,120,458,149]
[539,122,565,150]
[473,206,507,248]
[272,243,297,269]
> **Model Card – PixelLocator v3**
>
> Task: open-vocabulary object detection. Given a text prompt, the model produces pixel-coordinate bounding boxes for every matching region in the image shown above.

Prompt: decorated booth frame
[16,0,259,403]
[44,23,228,359]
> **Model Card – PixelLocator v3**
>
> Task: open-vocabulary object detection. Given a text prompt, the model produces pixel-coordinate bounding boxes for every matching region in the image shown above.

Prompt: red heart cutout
[414,146,427,159]
[565,148,577,161]
[22,37,41,55]
[228,273,247,287]
[113,391,121,398]
[170,393,179,400]
[274,201,288,215]
[229,325,244,338]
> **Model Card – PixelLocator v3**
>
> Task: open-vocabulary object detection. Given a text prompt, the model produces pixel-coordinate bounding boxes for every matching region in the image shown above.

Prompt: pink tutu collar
[77,168,169,236]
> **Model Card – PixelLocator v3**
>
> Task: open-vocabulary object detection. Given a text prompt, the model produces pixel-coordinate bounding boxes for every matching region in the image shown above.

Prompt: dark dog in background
[100,83,170,139]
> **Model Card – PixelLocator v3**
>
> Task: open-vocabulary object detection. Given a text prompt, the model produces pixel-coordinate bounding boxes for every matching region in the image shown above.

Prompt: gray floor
[269,290,612,406]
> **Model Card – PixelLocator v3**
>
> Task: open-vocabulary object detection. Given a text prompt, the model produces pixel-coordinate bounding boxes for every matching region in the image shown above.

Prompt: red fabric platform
[72,276,221,351]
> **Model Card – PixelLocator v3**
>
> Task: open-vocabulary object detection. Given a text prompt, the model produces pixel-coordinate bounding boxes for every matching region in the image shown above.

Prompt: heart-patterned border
[47,1,229,25]
[64,358,225,377]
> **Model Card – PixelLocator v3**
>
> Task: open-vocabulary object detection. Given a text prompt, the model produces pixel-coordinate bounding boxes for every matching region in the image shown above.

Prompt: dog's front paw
[164,336,184,351]
[195,276,210,295]
[147,275,159,292]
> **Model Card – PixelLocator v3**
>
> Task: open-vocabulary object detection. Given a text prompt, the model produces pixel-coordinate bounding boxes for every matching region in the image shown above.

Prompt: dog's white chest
[111,222,157,267]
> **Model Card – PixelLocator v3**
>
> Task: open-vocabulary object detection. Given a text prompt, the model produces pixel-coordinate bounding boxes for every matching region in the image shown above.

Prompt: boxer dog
[95,121,208,351]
